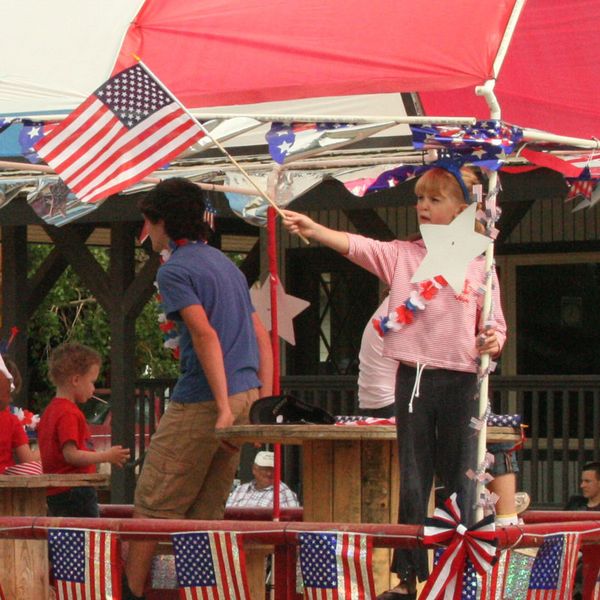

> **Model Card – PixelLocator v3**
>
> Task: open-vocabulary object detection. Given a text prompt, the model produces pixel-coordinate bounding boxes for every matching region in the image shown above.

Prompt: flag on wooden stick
[34,62,204,204]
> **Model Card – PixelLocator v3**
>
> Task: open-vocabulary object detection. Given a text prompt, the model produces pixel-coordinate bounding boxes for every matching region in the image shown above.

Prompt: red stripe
[80,126,199,204]
[212,533,231,599]
[224,533,243,600]
[42,103,114,168]
[339,534,350,599]
[66,106,186,194]
[75,117,199,203]
[55,112,124,180]
[88,530,96,599]
[35,96,98,156]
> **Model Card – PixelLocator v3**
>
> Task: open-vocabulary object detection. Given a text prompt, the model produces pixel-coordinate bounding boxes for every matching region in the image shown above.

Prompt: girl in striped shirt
[283,166,506,598]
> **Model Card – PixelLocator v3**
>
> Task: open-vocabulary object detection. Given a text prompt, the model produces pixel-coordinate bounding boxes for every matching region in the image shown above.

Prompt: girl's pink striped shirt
[346,234,506,373]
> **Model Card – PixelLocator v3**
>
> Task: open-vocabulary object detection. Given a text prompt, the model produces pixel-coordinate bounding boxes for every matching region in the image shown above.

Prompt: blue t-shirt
[157,242,261,402]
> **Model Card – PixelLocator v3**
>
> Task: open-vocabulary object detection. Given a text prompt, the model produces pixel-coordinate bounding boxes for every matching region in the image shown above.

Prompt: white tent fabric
[1,0,143,116]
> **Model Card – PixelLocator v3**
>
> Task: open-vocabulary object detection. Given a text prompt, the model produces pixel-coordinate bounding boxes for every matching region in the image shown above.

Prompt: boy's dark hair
[48,342,101,387]
[582,462,600,479]
[138,178,210,241]
[2,356,22,395]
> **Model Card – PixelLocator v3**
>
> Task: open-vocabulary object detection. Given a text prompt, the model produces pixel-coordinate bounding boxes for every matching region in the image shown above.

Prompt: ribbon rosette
[419,493,497,600]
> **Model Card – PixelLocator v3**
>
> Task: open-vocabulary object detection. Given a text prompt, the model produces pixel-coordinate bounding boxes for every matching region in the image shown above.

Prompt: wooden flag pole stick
[136,61,282,213]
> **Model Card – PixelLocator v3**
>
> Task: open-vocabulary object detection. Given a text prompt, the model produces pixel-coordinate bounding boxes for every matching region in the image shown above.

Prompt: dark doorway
[286,247,379,375]
[516,263,600,375]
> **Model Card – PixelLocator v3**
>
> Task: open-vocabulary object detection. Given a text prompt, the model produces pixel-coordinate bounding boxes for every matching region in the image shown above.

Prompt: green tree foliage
[27,244,179,409]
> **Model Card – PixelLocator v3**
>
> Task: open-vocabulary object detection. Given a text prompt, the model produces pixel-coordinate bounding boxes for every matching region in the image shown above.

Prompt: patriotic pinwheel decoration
[419,493,498,600]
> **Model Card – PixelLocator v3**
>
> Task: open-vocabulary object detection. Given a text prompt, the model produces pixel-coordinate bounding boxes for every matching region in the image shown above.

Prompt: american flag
[526,533,581,599]
[172,531,250,600]
[298,531,376,600]
[48,528,121,600]
[34,62,204,204]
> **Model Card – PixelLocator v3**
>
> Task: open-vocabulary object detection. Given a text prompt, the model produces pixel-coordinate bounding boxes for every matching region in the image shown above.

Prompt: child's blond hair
[48,342,101,386]
[415,166,481,203]
[415,166,485,233]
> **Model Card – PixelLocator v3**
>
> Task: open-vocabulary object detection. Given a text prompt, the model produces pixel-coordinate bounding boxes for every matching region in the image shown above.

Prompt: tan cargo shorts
[134,388,258,520]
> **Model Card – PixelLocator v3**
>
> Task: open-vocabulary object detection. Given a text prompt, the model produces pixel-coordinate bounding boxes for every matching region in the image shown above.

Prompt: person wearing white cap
[226,451,299,508]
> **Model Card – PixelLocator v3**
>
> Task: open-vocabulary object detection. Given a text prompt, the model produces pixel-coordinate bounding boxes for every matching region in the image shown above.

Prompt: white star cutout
[410,203,491,294]
[250,276,310,345]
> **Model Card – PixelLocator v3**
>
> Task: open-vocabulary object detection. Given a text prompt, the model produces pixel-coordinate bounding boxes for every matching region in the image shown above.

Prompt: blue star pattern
[528,535,563,589]
[411,121,523,171]
[18,120,46,163]
[299,533,339,588]
[96,64,174,129]
[487,413,522,427]
[173,532,217,586]
[49,529,86,583]
[266,122,350,164]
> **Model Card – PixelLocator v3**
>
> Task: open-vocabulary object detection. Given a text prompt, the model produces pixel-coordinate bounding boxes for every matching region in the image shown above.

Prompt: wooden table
[217,424,522,595]
[0,473,109,600]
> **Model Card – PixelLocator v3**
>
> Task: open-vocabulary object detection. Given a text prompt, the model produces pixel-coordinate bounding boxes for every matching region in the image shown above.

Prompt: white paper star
[250,276,310,345]
[410,203,491,295]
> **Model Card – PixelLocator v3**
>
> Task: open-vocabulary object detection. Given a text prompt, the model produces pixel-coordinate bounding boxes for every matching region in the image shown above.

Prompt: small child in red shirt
[0,356,39,473]
[37,342,130,517]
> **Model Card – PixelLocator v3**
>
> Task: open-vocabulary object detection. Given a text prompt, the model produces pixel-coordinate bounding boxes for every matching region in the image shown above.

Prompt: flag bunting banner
[266,121,393,164]
[34,62,205,204]
[411,121,523,171]
[172,530,251,600]
[298,531,376,599]
[526,533,581,599]
[48,528,121,600]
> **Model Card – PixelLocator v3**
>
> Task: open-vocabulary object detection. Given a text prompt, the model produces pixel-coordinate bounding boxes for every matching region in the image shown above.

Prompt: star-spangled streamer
[411,121,523,171]
[419,493,498,600]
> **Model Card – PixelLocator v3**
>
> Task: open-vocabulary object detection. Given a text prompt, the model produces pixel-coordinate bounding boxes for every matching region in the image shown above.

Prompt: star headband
[425,153,472,204]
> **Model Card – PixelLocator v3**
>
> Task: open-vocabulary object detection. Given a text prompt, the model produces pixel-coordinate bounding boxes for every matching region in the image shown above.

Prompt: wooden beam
[121,253,160,318]
[0,226,30,406]
[108,223,138,503]
[343,208,396,240]
[41,224,112,310]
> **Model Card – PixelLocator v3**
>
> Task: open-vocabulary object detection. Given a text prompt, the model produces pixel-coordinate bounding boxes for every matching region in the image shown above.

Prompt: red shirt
[0,407,29,473]
[37,397,96,495]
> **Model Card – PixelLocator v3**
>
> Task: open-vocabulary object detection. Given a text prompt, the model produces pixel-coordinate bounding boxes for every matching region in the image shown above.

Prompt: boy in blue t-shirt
[124,178,272,600]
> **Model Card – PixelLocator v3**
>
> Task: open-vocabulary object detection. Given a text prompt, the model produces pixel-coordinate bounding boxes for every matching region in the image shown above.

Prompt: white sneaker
[515,491,530,515]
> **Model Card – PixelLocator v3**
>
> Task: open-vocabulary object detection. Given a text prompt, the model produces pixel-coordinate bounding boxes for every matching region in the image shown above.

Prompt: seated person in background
[37,342,130,517]
[565,461,600,510]
[358,296,397,419]
[0,356,40,474]
[226,451,299,508]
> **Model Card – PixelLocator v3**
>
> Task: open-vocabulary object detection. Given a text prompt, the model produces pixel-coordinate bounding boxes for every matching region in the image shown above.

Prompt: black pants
[391,364,478,582]
[47,486,99,518]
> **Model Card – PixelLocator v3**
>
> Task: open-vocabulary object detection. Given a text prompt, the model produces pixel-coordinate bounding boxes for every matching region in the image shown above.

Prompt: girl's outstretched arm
[282,209,350,254]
